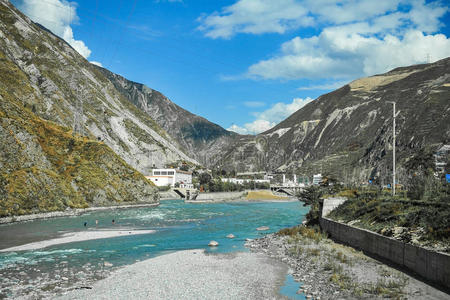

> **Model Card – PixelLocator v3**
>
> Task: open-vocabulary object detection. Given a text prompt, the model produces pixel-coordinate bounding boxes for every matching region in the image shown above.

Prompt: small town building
[145,169,193,188]
[221,178,270,185]
[434,145,449,173]
[313,174,322,185]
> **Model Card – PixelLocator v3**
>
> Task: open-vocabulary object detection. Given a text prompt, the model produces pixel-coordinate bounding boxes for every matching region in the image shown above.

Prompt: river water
[0,200,308,298]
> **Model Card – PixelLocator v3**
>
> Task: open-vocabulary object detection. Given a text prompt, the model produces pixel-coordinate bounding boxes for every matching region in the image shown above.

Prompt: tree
[198,173,211,185]
[297,185,323,226]
[179,164,189,171]
[404,148,437,200]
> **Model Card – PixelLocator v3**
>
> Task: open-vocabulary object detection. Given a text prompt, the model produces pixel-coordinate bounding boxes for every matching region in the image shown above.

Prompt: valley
[0,0,449,299]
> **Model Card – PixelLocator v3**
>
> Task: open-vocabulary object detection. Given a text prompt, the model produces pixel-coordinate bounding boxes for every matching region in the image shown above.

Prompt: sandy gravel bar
[0,203,159,225]
[0,229,155,252]
[56,249,289,300]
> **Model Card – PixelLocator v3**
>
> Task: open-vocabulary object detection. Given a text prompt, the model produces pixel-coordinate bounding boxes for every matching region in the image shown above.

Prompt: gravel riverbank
[0,203,159,225]
[246,228,449,299]
[0,229,156,252]
[56,249,289,300]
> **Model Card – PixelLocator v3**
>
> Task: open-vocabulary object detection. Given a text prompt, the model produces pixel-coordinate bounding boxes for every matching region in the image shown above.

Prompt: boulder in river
[208,240,219,247]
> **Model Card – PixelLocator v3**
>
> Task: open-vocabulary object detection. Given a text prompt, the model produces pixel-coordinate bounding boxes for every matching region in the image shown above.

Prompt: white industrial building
[313,174,322,185]
[146,169,193,188]
[221,178,270,185]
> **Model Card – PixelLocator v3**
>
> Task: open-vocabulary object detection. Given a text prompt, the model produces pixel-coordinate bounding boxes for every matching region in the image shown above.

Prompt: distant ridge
[215,58,450,182]
[96,65,239,165]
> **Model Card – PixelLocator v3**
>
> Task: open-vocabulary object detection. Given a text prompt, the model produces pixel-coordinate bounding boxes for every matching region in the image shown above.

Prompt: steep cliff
[0,0,172,216]
[0,94,159,217]
[96,66,238,165]
[0,0,196,176]
[216,58,450,182]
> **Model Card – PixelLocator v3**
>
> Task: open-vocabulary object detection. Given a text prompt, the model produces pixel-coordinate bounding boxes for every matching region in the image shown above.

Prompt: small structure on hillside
[145,169,193,188]
[434,145,449,173]
[221,178,270,185]
[313,174,322,185]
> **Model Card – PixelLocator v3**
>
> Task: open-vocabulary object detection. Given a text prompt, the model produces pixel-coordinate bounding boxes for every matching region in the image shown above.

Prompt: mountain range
[0,0,449,215]
[216,59,450,183]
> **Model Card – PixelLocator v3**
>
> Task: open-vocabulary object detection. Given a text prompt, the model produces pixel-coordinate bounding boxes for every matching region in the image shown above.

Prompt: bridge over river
[270,185,304,196]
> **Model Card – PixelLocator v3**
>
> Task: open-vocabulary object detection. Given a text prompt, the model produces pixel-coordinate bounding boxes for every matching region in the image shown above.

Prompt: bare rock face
[0,0,196,176]
[0,0,163,216]
[215,59,450,182]
[95,66,238,166]
[0,95,159,217]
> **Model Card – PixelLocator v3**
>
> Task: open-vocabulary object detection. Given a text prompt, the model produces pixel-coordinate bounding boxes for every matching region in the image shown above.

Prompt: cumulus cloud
[228,120,275,135]
[16,0,92,58]
[200,0,450,80]
[90,61,103,67]
[198,0,405,39]
[228,97,313,134]
[247,0,450,80]
[197,0,312,39]
[248,29,450,80]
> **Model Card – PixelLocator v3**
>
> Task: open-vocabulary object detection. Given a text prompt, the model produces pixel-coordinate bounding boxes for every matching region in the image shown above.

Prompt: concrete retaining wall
[320,217,450,289]
[321,197,347,217]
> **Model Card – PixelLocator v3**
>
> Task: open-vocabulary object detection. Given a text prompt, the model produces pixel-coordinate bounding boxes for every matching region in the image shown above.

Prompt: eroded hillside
[216,58,450,182]
[0,0,196,175]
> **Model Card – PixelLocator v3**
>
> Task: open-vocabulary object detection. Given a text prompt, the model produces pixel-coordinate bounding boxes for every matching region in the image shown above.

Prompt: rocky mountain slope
[0,90,159,217]
[0,0,196,176]
[96,66,238,165]
[217,58,450,183]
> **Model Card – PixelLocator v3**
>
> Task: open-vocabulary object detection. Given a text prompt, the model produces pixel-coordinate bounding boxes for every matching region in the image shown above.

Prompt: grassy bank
[276,226,413,298]
[327,189,450,252]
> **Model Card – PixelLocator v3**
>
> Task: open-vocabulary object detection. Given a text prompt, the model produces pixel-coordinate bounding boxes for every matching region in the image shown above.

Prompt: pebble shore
[56,249,289,300]
[246,232,450,300]
[0,229,156,252]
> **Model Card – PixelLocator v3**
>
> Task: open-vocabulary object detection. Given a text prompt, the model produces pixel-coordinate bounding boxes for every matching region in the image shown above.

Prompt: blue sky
[12,0,450,134]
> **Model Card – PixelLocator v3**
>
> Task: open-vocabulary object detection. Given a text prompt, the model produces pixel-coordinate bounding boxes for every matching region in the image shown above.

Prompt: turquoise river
[0,200,309,299]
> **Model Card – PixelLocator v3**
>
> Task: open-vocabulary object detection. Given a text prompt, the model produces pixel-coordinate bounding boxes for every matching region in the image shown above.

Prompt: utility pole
[387,102,396,196]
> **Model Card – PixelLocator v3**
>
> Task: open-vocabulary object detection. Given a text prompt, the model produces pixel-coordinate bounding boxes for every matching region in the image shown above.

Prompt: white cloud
[90,61,103,67]
[228,120,275,135]
[248,28,450,80]
[200,0,449,80]
[17,0,92,58]
[304,0,402,25]
[228,97,313,134]
[198,0,406,39]
[244,101,265,108]
[197,0,312,39]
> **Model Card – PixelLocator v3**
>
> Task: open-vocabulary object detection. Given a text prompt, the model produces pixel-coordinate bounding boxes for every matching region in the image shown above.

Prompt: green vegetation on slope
[0,93,158,217]
[326,148,450,249]
[328,188,450,249]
